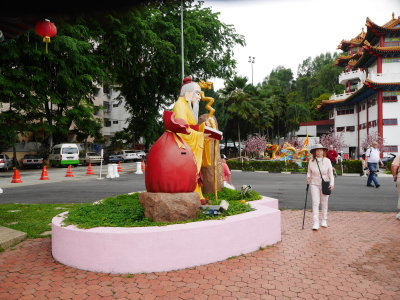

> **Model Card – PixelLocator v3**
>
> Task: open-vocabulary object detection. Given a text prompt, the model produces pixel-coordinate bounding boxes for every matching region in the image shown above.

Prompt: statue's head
[180,76,201,122]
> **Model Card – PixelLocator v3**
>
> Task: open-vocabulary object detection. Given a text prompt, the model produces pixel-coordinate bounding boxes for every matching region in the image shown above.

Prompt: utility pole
[181,1,185,80]
[248,56,255,85]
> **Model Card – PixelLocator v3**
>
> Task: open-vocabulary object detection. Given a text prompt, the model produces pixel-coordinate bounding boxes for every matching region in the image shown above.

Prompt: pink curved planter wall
[52,196,281,274]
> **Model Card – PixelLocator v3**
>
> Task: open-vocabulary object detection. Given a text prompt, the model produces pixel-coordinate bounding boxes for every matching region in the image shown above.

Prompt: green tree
[0,19,106,155]
[90,0,245,148]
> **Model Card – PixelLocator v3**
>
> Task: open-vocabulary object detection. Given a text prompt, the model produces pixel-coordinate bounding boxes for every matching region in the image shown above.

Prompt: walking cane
[302,184,310,230]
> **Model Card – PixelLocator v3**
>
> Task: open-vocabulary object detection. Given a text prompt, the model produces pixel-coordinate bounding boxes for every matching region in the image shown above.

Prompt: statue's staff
[199,81,218,201]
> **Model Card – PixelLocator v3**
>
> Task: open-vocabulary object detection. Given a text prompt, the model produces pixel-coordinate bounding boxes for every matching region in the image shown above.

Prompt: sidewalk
[0,210,399,299]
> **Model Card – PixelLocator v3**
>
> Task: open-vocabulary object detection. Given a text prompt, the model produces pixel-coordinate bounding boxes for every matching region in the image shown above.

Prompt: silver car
[0,154,13,171]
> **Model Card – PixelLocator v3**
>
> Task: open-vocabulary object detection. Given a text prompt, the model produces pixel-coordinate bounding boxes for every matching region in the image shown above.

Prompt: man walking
[365,141,384,188]
[326,145,338,177]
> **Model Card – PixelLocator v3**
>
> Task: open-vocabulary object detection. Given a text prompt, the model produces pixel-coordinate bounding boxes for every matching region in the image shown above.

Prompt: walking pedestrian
[365,141,384,188]
[306,144,335,230]
[326,145,338,177]
[391,154,400,219]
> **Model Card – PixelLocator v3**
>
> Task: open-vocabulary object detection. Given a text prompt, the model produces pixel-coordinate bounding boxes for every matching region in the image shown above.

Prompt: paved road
[0,167,398,211]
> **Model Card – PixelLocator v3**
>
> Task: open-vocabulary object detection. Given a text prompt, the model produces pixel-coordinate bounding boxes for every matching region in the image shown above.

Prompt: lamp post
[248,56,255,85]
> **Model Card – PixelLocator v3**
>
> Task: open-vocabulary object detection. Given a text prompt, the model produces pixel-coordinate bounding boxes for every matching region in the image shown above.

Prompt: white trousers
[310,184,329,223]
[397,177,400,210]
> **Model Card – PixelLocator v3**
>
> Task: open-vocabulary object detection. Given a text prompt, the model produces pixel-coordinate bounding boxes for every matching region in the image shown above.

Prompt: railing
[338,69,366,85]
[329,92,354,101]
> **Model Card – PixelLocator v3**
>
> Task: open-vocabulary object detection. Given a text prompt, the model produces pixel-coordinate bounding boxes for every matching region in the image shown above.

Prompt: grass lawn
[0,188,262,234]
[0,203,86,239]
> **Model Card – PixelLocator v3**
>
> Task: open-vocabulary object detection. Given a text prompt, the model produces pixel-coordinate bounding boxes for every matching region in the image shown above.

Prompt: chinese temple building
[318,13,400,158]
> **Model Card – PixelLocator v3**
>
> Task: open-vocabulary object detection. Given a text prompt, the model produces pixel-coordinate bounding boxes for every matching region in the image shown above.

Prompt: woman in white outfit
[306,144,335,230]
[391,154,400,219]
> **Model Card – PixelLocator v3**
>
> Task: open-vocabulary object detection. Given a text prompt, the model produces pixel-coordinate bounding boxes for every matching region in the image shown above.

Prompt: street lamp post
[248,56,255,85]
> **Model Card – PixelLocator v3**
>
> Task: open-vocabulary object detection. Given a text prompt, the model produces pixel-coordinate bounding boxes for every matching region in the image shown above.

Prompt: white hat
[310,144,328,154]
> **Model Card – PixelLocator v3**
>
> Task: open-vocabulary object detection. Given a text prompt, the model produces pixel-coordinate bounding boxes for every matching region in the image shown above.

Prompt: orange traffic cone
[65,165,74,177]
[39,165,50,180]
[117,161,122,173]
[141,159,146,172]
[11,168,23,183]
[86,163,95,175]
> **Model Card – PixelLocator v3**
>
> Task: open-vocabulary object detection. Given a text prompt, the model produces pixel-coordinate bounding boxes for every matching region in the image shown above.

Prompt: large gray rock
[139,192,200,222]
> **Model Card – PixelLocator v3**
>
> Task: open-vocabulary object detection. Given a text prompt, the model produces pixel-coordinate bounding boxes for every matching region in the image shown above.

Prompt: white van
[49,143,80,167]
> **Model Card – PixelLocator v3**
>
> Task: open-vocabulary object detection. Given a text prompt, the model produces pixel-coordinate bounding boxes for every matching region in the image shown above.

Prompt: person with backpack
[365,141,384,188]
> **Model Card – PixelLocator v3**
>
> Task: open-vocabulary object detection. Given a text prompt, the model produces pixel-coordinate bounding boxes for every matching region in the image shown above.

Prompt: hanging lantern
[35,19,57,54]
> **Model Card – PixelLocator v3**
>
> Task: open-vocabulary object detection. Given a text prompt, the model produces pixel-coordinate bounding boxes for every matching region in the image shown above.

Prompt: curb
[0,226,27,250]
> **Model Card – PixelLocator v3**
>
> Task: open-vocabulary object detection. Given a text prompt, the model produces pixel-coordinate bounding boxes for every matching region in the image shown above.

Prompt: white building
[316,14,400,158]
[94,85,131,145]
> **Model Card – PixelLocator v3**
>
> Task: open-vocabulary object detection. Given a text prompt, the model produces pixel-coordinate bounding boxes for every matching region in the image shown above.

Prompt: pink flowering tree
[319,129,347,152]
[361,132,385,152]
[244,134,267,158]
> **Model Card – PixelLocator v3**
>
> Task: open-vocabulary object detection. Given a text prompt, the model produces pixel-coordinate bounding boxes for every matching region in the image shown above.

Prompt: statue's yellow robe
[172,97,211,199]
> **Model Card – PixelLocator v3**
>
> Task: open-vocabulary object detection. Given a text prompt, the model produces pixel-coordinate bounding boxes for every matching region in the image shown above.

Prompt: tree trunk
[238,122,242,163]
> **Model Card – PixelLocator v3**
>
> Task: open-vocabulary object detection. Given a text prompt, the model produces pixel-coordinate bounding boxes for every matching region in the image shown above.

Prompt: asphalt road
[0,170,398,212]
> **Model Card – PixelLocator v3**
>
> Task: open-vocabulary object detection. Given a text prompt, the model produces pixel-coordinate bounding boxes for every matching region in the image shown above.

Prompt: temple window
[383,145,398,152]
[383,119,398,125]
[336,127,345,132]
[346,126,355,132]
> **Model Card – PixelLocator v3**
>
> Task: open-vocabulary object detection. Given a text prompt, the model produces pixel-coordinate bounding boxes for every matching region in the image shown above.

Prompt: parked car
[0,154,13,171]
[80,152,103,165]
[106,154,124,164]
[115,150,141,162]
[382,153,396,166]
[132,150,146,159]
[21,154,43,169]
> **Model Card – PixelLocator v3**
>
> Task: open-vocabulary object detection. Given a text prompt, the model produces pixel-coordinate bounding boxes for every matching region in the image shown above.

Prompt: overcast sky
[203,0,400,90]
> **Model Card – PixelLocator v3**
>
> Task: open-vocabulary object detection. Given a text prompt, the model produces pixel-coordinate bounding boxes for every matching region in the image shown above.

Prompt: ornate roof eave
[334,51,362,67]
[363,40,400,54]
[317,80,400,111]
[337,29,366,50]
[365,16,400,41]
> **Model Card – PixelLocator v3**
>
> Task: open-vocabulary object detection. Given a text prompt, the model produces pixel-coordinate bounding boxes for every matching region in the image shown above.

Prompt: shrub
[226,160,301,172]
[341,160,363,174]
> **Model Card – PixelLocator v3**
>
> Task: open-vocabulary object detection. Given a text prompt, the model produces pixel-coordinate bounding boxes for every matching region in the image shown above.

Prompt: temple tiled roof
[365,15,400,42]
[317,80,400,110]
[337,29,366,51]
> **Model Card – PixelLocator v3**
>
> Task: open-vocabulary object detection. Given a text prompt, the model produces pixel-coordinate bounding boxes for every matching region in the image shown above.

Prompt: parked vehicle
[115,150,141,162]
[49,143,80,167]
[0,154,13,171]
[21,154,43,169]
[106,154,124,164]
[80,152,103,165]
[132,150,146,159]
[382,153,396,166]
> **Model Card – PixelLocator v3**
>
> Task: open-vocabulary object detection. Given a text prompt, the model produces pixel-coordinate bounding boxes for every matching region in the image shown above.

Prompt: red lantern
[35,19,57,54]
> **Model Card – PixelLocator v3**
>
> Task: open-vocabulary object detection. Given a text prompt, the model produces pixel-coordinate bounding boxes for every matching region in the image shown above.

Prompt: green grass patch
[0,203,86,238]
[64,188,259,229]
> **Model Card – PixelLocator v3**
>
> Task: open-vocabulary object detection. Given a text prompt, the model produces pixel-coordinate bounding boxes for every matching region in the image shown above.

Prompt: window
[361,123,366,129]
[371,120,377,127]
[346,126,355,132]
[104,101,110,112]
[104,119,111,127]
[113,120,119,124]
[383,96,398,102]
[113,103,119,107]
[383,119,398,125]
[336,105,354,115]
[383,145,398,152]
[383,58,400,63]
[336,127,345,132]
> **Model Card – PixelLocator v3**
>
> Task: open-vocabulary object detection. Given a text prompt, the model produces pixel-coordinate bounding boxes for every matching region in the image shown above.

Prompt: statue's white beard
[191,100,199,123]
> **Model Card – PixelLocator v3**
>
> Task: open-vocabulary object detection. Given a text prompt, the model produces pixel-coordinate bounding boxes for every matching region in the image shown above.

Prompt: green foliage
[64,190,257,229]
[226,160,300,172]
[0,203,85,238]
[387,161,392,171]
[205,187,261,202]
[341,160,363,174]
